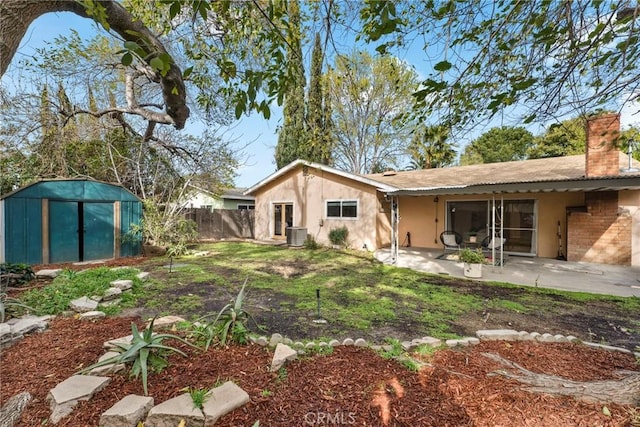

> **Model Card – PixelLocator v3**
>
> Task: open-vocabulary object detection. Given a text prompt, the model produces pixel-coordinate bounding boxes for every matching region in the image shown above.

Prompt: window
[326,200,358,219]
[237,204,255,210]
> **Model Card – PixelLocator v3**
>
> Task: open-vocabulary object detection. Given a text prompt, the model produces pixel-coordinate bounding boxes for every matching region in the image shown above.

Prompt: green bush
[459,248,486,264]
[328,226,349,247]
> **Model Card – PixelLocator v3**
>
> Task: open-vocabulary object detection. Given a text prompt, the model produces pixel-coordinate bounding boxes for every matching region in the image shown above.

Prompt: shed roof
[0,179,141,202]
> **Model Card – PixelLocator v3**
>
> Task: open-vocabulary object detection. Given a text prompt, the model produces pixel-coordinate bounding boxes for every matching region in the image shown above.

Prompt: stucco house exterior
[245,114,640,266]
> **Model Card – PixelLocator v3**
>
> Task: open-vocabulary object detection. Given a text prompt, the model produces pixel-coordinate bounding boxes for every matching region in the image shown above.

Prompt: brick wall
[567,191,632,265]
[585,113,620,177]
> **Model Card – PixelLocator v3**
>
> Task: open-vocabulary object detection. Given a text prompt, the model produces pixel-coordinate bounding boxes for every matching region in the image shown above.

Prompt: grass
[15,242,640,345]
[19,267,144,315]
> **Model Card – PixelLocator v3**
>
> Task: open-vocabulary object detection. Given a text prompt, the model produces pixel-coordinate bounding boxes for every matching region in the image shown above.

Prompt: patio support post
[391,196,399,263]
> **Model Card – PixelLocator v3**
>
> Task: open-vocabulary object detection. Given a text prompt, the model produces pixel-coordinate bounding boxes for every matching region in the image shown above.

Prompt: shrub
[0,263,35,286]
[328,226,349,247]
[459,248,486,264]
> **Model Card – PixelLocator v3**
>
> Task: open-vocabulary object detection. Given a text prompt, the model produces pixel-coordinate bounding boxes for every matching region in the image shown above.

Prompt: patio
[374,247,640,297]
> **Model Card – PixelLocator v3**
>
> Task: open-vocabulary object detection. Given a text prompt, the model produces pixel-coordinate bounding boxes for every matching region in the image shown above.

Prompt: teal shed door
[83,202,115,260]
[49,201,115,263]
[49,201,80,263]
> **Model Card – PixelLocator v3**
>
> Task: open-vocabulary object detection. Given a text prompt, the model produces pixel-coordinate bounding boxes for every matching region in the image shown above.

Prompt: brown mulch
[1,317,638,426]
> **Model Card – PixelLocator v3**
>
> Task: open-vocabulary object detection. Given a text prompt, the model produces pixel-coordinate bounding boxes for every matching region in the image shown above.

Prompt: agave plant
[193,278,258,349]
[0,293,34,322]
[79,318,195,395]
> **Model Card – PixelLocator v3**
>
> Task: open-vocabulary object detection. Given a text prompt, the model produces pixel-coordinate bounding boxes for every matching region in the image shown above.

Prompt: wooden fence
[185,208,255,240]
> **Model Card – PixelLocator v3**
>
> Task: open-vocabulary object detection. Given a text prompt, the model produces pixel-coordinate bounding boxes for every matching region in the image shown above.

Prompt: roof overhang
[244,159,398,195]
[384,175,640,196]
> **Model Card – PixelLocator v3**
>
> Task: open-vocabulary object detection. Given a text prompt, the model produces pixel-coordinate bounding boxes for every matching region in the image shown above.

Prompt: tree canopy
[460,126,534,165]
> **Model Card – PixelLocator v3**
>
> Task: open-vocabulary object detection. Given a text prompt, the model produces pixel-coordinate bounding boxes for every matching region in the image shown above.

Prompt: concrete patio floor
[374,247,640,297]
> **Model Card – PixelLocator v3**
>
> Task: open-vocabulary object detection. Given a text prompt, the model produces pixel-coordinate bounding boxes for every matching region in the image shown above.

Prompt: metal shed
[0,179,142,265]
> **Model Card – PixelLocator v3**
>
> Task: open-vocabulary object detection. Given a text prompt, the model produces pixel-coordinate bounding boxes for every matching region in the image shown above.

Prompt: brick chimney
[585,113,621,177]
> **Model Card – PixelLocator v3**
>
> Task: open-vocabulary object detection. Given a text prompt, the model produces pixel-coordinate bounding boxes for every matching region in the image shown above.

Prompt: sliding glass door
[446,199,536,256]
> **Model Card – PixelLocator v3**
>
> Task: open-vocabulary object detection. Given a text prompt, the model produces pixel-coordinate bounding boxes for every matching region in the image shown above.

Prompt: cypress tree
[274,0,306,169]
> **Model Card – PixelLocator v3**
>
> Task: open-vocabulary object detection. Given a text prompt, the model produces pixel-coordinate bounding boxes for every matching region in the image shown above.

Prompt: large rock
[110,280,133,291]
[102,287,122,301]
[270,343,297,372]
[9,315,51,336]
[99,394,154,427]
[144,393,204,427]
[35,269,62,279]
[69,297,99,313]
[48,375,111,423]
[202,382,250,426]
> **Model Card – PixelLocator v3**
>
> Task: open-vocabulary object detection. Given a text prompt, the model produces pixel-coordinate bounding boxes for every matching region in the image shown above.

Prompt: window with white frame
[326,200,358,219]
[237,204,255,210]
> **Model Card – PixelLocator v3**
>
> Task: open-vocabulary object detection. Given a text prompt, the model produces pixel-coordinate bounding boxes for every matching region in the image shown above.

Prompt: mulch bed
[1,317,638,426]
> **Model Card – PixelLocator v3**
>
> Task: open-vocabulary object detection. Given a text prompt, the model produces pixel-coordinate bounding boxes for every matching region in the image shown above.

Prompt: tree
[460,127,534,165]
[407,124,456,169]
[274,0,306,169]
[528,117,586,159]
[359,1,640,130]
[0,0,189,129]
[304,32,333,165]
[326,51,418,174]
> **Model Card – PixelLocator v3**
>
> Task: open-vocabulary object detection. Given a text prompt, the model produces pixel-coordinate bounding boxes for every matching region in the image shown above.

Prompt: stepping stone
[110,280,133,291]
[136,272,150,281]
[79,311,106,321]
[202,381,250,426]
[35,269,62,278]
[9,315,50,336]
[69,296,99,313]
[144,393,204,427]
[48,375,111,423]
[476,329,520,341]
[149,315,185,329]
[104,335,133,350]
[270,343,297,372]
[90,352,126,375]
[99,394,154,427]
[103,287,122,301]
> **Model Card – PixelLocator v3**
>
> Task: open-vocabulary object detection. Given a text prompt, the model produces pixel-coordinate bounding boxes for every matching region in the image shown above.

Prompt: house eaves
[386,174,640,196]
[244,159,399,195]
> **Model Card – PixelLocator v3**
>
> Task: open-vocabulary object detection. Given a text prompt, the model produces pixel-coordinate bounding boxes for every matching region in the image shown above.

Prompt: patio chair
[481,236,507,265]
[439,230,462,255]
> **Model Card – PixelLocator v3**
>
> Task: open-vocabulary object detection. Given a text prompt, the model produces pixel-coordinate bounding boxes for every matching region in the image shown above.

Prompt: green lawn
[16,242,640,347]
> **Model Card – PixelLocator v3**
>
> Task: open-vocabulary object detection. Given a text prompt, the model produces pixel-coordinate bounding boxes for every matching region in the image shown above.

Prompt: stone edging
[249,329,640,358]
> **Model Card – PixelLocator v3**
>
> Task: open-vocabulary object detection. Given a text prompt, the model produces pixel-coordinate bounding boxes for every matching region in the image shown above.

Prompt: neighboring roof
[222,188,255,201]
[187,185,255,201]
[368,153,640,195]
[244,159,398,195]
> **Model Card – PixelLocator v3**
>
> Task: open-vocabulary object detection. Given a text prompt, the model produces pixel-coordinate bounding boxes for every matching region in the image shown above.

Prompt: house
[0,179,142,265]
[181,186,255,211]
[245,114,640,266]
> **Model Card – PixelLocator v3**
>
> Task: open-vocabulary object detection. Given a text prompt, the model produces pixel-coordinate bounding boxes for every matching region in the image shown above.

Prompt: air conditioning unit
[286,227,307,247]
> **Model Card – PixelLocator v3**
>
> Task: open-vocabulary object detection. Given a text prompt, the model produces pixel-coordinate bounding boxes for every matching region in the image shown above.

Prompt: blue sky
[4,9,640,189]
